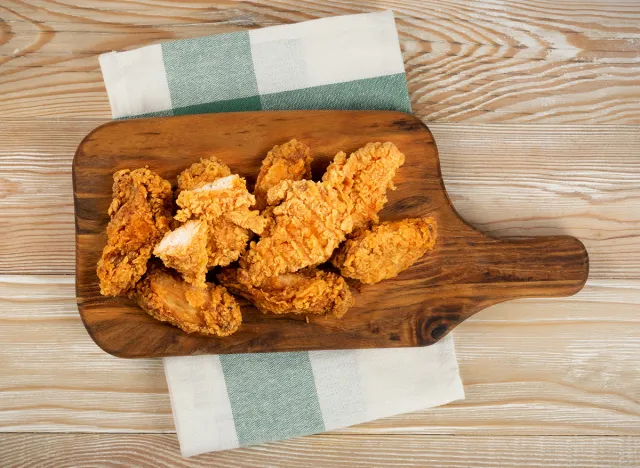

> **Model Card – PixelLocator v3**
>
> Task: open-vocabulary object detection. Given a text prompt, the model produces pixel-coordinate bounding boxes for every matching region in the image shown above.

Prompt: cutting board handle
[474,235,589,299]
[419,234,589,345]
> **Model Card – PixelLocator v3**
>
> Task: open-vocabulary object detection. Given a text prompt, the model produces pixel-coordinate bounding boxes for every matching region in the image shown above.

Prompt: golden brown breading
[177,156,231,193]
[206,221,251,268]
[254,139,312,211]
[175,175,266,267]
[323,142,405,231]
[129,266,242,337]
[97,168,173,296]
[332,217,438,284]
[153,220,209,288]
[219,268,353,318]
[237,142,404,285]
[175,175,265,231]
[178,161,256,267]
[238,179,353,285]
[260,206,276,238]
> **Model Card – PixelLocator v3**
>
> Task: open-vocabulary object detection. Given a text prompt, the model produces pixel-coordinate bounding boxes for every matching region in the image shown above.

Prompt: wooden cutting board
[74,110,589,358]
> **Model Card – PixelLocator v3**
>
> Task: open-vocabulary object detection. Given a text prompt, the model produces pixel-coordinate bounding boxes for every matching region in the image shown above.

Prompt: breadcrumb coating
[175,174,265,267]
[177,156,231,193]
[219,267,353,318]
[239,179,353,285]
[332,217,438,284]
[97,168,173,296]
[129,266,242,337]
[254,139,312,211]
[323,142,405,231]
[239,142,405,285]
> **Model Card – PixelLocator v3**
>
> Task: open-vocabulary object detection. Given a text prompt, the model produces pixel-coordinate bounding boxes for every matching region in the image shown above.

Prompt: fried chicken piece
[260,205,277,238]
[219,268,353,318]
[323,142,405,231]
[332,217,438,284]
[178,160,258,267]
[177,156,231,193]
[239,179,353,285]
[206,221,251,268]
[254,139,312,211]
[238,142,404,284]
[175,175,265,231]
[129,266,242,337]
[175,174,266,267]
[153,220,208,288]
[97,168,173,296]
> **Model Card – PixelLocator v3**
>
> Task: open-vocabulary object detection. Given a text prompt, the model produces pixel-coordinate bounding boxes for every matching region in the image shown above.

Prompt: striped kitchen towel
[99,9,464,457]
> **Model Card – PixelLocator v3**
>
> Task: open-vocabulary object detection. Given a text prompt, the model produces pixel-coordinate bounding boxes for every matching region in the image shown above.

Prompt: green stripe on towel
[162,31,260,109]
[220,352,325,446]
[260,74,411,112]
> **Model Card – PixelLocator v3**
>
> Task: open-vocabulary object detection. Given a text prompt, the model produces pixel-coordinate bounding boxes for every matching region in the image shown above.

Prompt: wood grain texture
[2,119,637,277]
[1,1,639,122]
[1,0,639,462]
[2,275,638,433]
[74,111,587,357]
[0,120,75,272]
[1,434,639,467]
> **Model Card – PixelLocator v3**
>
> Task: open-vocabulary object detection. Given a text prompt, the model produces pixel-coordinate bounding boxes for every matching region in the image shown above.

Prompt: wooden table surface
[1,1,639,466]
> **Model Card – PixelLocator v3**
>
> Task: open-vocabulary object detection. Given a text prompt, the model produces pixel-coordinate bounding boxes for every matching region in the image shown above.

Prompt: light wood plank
[0,277,171,432]
[1,275,638,434]
[1,1,639,122]
[1,119,638,278]
[1,433,639,467]
[0,120,76,273]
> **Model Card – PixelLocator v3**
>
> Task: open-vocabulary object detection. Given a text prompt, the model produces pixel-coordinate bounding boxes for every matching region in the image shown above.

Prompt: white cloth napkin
[99,9,464,457]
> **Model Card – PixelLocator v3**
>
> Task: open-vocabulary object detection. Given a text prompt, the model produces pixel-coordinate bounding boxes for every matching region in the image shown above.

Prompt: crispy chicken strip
[175,174,266,267]
[175,175,265,231]
[97,168,173,296]
[177,156,231,193]
[238,179,353,285]
[332,217,438,284]
[219,268,353,318]
[254,139,312,211]
[129,266,242,337]
[177,158,254,266]
[153,220,209,288]
[207,222,252,268]
[238,142,404,284]
[323,142,405,231]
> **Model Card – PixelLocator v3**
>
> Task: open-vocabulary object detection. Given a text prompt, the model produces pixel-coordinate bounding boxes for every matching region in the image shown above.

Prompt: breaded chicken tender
[323,142,405,231]
[332,217,438,284]
[177,156,231,193]
[219,268,353,318]
[129,266,242,337]
[238,142,405,285]
[175,175,265,231]
[175,174,266,267]
[97,168,173,296]
[176,158,257,267]
[153,220,209,288]
[254,139,312,211]
[207,222,252,268]
[239,179,353,285]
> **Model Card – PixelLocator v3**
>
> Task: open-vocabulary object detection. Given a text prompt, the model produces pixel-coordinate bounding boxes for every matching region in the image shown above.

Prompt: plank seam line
[0,432,638,438]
